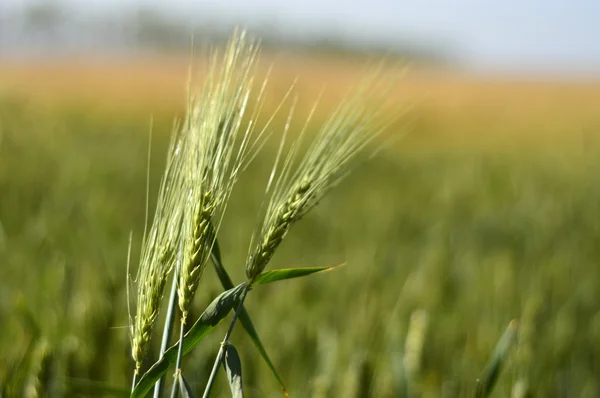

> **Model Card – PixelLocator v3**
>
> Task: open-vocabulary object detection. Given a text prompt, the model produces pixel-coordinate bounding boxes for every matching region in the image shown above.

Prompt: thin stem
[170,322,186,398]
[131,372,138,393]
[153,269,179,398]
[202,284,250,398]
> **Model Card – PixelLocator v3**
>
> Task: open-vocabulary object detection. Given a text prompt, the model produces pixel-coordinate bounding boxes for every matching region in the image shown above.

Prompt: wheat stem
[175,320,186,374]
[170,319,186,398]
[170,380,179,398]
[202,284,250,398]
[153,267,179,398]
[131,372,137,393]
[171,278,187,398]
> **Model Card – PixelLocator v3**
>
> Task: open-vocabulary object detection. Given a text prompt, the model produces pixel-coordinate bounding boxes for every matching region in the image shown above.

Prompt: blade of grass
[475,319,519,398]
[210,241,288,396]
[252,264,343,285]
[131,283,246,398]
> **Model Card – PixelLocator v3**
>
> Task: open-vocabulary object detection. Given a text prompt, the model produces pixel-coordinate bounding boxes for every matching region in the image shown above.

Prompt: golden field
[2,54,600,150]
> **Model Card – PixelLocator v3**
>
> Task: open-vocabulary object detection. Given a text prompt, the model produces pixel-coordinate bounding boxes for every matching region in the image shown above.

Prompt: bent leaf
[131,283,246,398]
[178,373,195,398]
[211,240,288,396]
[223,343,244,398]
[253,264,343,285]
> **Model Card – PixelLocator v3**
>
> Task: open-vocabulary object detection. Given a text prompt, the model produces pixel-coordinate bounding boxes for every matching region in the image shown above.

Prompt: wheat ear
[175,29,262,324]
[131,123,187,377]
[246,68,395,281]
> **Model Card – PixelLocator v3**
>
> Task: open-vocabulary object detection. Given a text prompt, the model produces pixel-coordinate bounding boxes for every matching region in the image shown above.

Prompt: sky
[3,0,600,75]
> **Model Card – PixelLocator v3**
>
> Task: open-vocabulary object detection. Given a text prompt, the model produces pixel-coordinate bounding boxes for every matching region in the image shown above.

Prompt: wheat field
[1,51,600,397]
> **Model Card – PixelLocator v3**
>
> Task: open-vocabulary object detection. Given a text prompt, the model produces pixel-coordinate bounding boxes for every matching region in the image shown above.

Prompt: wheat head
[176,29,263,324]
[131,128,187,374]
[246,69,395,281]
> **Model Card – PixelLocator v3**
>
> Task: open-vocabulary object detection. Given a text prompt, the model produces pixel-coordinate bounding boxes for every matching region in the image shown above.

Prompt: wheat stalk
[153,30,299,396]
[202,65,397,398]
[132,29,265,383]
[163,30,289,398]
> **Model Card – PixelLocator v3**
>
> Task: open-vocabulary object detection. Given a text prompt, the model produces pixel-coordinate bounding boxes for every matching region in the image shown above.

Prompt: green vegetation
[1,62,600,396]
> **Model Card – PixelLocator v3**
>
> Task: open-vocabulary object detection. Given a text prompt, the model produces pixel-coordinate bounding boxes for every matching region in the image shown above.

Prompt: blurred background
[1,1,600,397]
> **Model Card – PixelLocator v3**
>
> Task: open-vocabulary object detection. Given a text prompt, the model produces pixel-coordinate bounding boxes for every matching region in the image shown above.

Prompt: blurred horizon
[1,0,600,78]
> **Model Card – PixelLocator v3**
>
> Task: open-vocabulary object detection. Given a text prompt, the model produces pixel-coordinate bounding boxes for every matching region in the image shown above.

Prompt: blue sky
[4,0,600,75]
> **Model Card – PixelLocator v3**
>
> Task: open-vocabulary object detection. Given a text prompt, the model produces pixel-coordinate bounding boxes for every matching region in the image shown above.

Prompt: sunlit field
[2,53,600,397]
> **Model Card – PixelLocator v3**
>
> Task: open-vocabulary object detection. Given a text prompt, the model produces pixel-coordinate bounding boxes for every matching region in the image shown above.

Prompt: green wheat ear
[131,122,187,374]
[175,29,263,323]
[246,67,397,281]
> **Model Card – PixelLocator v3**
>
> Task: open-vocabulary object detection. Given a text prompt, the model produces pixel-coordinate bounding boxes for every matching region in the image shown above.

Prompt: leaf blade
[211,242,288,396]
[178,373,195,398]
[223,344,244,398]
[131,283,246,398]
[253,264,343,285]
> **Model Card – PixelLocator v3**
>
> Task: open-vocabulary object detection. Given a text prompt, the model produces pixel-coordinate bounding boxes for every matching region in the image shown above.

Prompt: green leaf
[223,344,244,398]
[131,283,246,398]
[474,319,519,398]
[211,241,288,396]
[253,264,343,285]
[178,373,195,398]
